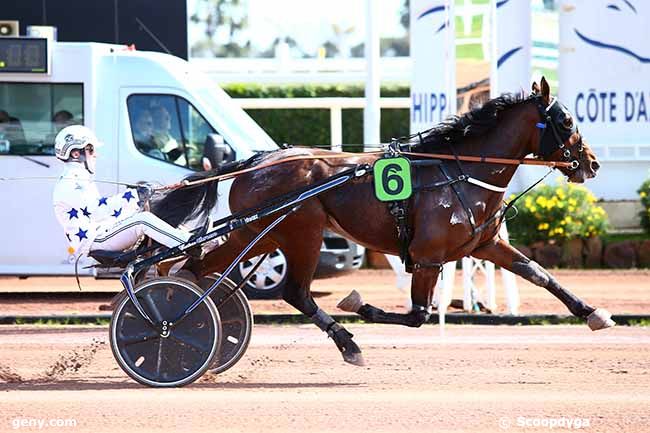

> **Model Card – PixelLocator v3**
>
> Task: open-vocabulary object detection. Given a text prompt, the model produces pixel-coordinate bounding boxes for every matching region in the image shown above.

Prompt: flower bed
[508,179,612,268]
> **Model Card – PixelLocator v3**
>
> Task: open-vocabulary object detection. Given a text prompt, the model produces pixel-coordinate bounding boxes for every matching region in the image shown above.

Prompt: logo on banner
[574,1,649,64]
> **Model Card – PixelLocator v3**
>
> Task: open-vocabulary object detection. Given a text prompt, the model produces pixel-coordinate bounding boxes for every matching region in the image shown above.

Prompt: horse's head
[530,77,600,183]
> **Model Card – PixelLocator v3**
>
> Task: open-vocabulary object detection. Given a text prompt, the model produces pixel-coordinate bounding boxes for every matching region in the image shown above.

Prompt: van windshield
[197,84,279,152]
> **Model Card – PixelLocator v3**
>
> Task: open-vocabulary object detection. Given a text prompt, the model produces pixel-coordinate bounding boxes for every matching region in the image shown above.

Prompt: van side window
[0,83,83,156]
[127,94,220,171]
[176,98,217,171]
[127,95,186,165]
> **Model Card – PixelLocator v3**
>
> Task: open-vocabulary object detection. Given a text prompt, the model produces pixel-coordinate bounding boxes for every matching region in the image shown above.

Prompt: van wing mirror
[202,133,235,170]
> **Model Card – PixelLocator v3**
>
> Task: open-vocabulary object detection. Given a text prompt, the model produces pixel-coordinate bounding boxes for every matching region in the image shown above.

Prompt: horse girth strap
[388,200,412,268]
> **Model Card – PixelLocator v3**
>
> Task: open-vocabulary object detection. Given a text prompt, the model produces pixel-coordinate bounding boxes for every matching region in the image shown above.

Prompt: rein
[155,152,380,191]
[400,151,574,168]
[158,149,572,192]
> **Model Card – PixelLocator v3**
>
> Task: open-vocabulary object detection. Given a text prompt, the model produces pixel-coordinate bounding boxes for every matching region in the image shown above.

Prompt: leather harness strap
[155,148,575,193]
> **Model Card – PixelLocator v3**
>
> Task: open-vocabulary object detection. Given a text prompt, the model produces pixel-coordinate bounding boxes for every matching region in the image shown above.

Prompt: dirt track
[1,324,649,433]
[1,269,649,315]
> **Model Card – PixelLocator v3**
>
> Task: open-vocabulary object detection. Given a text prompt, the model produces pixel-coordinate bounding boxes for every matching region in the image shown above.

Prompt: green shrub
[638,178,650,235]
[507,178,609,245]
[222,83,410,148]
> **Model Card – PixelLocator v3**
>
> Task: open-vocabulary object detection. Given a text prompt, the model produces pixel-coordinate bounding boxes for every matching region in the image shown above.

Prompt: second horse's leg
[472,238,615,330]
[338,263,440,328]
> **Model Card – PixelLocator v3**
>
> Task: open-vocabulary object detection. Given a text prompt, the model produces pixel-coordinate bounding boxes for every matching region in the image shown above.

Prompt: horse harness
[385,95,581,273]
[382,141,511,273]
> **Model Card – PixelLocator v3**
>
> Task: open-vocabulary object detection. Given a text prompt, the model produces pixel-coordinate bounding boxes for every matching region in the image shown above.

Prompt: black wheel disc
[200,274,253,374]
[110,278,220,387]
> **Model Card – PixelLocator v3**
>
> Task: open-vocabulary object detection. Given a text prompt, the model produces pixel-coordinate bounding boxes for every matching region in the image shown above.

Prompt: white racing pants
[90,211,191,252]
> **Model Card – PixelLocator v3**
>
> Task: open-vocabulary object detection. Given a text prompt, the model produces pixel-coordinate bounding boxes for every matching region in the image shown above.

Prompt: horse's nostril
[591,160,601,172]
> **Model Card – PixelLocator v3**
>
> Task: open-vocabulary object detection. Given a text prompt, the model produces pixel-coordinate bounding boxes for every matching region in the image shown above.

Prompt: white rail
[235,97,410,151]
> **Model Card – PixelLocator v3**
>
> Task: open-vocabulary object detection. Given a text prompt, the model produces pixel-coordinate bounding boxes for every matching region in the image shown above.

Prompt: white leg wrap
[587,308,616,331]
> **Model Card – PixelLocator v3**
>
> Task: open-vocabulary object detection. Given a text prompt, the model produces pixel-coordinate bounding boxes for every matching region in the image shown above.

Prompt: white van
[0,39,279,276]
[0,38,364,295]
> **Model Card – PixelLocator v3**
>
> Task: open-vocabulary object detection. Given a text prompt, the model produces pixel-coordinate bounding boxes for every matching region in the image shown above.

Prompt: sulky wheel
[199,273,254,375]
[110,277,221,387]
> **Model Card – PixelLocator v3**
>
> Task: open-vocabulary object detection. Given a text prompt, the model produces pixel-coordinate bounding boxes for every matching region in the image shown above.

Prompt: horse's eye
[563,116,573,129]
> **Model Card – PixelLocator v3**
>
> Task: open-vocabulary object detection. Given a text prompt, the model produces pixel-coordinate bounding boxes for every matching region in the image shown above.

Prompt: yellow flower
[538,223,549,230]
[641,191,647,198]
[530,206,537,212]
[568,198,577,206]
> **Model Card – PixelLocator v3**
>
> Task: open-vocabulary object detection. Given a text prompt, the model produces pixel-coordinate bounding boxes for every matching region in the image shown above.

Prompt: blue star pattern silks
[52,162,140,255]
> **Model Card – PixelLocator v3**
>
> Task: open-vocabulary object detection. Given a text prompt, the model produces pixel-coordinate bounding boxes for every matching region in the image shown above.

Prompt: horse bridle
[534,95,582,170]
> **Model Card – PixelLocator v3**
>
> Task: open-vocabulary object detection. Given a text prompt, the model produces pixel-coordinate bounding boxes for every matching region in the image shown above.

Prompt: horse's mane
[416,92,532,151]
[152,151,270,228]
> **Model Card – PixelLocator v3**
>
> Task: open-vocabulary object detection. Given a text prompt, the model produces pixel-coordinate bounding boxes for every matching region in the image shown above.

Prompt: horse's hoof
[337,290,363,313]
[587,308,616,331]
[342,351,365,367]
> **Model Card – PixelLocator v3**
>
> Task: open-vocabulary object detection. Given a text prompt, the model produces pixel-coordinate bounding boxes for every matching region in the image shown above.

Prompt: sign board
[410,0,456,134]
[490,0,531,97]
[559,0,650,149]
[489,0,537,195]
[559,0,650,200]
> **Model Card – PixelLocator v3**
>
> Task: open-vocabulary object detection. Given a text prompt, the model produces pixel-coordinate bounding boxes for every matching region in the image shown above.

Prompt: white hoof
[337,290,363,313]
[587,308,616,331]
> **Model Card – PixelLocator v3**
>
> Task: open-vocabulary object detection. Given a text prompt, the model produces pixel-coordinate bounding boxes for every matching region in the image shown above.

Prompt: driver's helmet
[54,125,103,161]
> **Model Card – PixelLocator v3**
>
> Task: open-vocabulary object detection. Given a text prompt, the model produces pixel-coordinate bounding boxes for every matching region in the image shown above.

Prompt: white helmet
[54,125,103,161]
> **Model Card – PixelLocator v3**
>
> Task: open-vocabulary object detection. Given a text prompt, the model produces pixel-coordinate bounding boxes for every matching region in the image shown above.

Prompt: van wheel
[230,249,288,299]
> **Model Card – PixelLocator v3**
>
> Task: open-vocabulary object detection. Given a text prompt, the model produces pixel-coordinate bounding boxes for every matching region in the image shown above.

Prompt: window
[127,94,219,171]
[0,83,83,155]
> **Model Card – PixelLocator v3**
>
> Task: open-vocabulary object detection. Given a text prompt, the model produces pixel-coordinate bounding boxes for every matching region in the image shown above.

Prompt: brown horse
[154,78,614,366]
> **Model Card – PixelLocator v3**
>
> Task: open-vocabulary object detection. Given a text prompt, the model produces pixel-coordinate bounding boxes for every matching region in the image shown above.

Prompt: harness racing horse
[153,78,614,367]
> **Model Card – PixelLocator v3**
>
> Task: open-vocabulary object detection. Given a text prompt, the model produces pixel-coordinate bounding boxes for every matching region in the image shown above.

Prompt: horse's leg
[273,219,365,366]
[472,238,615,330]
[338,265,439,328]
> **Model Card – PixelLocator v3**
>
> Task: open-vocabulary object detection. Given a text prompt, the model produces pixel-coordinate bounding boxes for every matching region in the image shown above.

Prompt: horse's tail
[152,152,268,228]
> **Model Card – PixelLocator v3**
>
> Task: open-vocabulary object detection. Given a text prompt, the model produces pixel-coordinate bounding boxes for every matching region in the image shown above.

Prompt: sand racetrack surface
[0,324,648,433]
[1,269,649,315]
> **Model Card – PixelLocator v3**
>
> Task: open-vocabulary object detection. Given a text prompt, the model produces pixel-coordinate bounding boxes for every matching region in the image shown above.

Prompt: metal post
[490,0,498,98]
[330,106,343,152]
[364,0,381,151]
[444,0,457,116]
[462,257,473,311]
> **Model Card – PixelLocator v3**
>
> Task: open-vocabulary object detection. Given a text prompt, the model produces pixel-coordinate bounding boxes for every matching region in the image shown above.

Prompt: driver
[52,125,208,260]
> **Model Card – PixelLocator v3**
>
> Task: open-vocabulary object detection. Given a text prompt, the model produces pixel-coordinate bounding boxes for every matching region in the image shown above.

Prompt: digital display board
[0,38,49,73]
